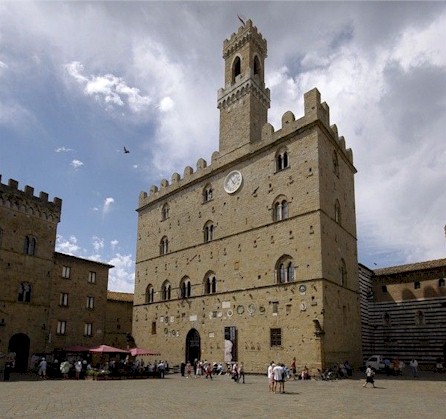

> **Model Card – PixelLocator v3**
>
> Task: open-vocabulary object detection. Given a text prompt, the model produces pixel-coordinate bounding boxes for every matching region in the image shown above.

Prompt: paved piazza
[1,372,445,418]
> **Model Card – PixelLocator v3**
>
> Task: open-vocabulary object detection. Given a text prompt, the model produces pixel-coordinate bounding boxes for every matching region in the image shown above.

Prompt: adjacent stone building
[359,259,446,365]
[104,291,134,349]
[133,20,362,373]
[50,253,113,352]
[0,175,129,372]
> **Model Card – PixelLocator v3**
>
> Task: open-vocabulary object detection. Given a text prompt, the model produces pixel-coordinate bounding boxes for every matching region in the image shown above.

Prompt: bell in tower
[217,19,271,155]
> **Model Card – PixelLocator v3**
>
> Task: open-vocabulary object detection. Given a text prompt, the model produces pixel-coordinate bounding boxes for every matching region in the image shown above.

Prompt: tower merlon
[303,88,330,128]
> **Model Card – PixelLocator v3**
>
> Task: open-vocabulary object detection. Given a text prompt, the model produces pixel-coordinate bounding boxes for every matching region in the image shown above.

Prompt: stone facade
[104,291,134,349]
[360,259,446,365]
[133,21,362,373]
[50,253,112,351]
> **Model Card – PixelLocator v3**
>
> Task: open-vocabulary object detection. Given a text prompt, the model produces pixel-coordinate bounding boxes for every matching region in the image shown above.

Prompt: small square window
[88,271,96,284]
[84,323,93,337]
[270,328,282,347]
[57,320,67,335]
[86,296,94,309]
[414,281,421,289]
[62,266,71,279]
[59,293,68,307]
[381,285,388,293]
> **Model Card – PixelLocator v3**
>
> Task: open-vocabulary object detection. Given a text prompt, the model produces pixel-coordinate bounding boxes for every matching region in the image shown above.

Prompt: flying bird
[124,147,130,154]
[237,14,245,26]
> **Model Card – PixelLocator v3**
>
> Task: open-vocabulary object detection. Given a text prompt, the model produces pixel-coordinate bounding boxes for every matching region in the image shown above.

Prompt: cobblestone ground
[1,372,445,419]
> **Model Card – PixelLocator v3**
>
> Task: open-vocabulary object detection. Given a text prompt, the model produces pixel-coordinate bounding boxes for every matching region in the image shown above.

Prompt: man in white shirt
[273,363,284,393]
[267,362,274,392]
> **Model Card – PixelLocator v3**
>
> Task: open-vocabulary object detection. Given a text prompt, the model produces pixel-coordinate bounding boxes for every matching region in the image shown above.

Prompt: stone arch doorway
[185,328,201,364]
[9,333,30,372]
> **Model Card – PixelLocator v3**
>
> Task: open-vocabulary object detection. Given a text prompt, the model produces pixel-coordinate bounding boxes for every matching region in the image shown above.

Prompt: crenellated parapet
[223,19,267,60]
[217,75,270,111]
[0,175,62,223]
[138,87,354,209]
[272,88,354,165]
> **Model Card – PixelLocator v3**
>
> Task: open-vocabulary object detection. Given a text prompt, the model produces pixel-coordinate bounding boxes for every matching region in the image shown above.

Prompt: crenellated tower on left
[0,175,62,372]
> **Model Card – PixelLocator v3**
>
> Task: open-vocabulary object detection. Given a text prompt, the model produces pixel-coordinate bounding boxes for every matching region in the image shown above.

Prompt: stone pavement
[1,372,445,419]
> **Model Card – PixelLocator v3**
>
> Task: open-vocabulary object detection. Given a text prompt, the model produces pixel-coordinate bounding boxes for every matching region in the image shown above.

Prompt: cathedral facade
[133,20,362,373]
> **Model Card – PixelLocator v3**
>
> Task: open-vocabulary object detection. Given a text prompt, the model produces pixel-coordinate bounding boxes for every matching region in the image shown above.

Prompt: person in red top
[291,357,297,380]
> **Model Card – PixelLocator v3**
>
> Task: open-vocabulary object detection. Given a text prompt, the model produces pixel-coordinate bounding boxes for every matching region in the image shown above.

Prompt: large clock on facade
[224,170,243,194]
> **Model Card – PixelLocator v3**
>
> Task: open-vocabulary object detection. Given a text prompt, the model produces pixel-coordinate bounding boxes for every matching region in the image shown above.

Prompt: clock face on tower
[224,170,243,194]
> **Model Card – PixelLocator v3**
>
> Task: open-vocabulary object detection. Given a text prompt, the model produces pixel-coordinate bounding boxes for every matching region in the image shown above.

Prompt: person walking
[38,358,47,379]
[291,357,297,380]
[409,359,418,377]
[74,360,82,380]
[60,360,71,379]
[237,362,245,384]
[362,366,376,388]
[267,362,274,392]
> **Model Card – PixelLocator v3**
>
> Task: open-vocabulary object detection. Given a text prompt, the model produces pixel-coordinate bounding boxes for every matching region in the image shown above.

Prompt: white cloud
[102,197,114,214]
[70,159,84,169]
[65,61,151,113]
[107,253,135,293]
[0,61,7,69]
[55,146,73,153]
[111,239,119,251]
[92,236,104,252]
[55,235,83,256]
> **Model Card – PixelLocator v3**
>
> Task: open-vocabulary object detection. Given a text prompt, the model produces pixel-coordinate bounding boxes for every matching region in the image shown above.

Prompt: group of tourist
[384,357,406,376]
[267,362,288,394]
[179,359,245,383]
[181,359,216,379]
[36,357,88,379]
[31,356,171,379]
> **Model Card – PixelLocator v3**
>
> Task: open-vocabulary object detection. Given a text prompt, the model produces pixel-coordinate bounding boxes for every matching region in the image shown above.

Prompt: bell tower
[217,20,270,154]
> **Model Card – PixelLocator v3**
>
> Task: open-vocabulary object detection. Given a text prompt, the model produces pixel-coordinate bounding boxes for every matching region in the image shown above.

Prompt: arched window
[204,273,217,295]
[145,284,154,304]
[340,259,347,286]
[232,56,241,82]
[160,236,169,255]
[275,256,295,283]
[18,282,31,303]
[203,184,213,203]
[273,197,289,222]
[161,203,170,220]
[253,55,261,76]
[180,277,192,298]
[24,235,36,256]
[334,200,341,224]
[162,281,171,301]
[333,150,339,177]
[204,221,214,243]
[415,310,425,325]
[276,148,289,171]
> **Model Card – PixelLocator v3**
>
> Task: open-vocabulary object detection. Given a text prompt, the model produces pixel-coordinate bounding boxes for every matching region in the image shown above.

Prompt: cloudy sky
[1,2,445,292]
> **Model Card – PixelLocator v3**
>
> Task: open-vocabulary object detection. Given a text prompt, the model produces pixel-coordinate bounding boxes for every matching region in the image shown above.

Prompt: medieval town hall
[133,20,362,373]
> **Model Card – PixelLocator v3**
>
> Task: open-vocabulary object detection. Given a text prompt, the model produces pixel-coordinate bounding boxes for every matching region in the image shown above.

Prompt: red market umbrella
[63,345,91,352]
[89,345,129,354]
[129,348,161,356]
